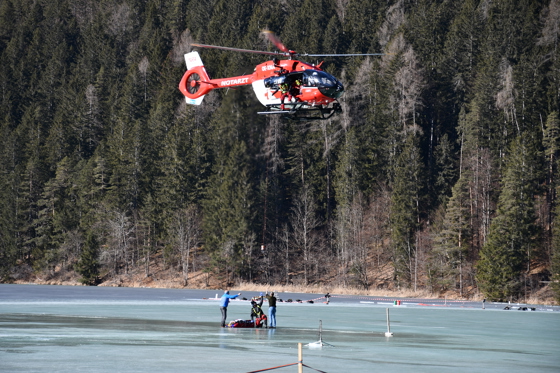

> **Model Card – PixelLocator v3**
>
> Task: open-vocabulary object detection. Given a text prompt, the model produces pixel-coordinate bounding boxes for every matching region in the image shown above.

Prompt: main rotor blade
[262,30,290,53]
[191,43,286,57]
[303,53,386,57]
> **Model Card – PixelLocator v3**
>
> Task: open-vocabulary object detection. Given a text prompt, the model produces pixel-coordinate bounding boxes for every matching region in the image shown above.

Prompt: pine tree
[333,126,361,275]
[552,197,560,303]
[544,112,560,259]
[202,92,256,284]
[75,231,100,285]
[429,174,470,295]
[0,119,20,280]
[476,136,540,301]
[33,156,78,270]
[441,0,482,106]
[390,132,423,288]
[202,138,255,284]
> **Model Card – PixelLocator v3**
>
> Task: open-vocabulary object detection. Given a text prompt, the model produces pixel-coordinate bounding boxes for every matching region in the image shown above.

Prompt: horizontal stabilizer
[185,51,204,69]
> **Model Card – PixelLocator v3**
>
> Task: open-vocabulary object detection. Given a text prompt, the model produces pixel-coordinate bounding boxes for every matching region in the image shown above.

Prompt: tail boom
[179,51,255,105]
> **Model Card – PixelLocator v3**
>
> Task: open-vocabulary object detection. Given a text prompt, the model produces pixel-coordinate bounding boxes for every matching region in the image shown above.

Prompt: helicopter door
[253,75,284,106]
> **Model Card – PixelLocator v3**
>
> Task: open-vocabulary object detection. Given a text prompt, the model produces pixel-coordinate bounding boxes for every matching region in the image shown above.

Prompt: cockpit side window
[286,72,303,85]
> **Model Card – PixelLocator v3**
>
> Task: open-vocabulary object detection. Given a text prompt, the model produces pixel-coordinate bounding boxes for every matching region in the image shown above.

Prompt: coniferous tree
[75,231,100,285]
[390,132,423,288]
[429,174,470,295]
[476,136,540,301]
[33,156,78,271]
[552,197,560,303]
[0,0,558,300]
[202,92,256,284]
[544,112,560,258]
[0,120,20,279]
[202,138,255,284]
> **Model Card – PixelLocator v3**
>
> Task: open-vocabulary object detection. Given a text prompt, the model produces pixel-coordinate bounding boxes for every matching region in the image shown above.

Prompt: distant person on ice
[265,291,277,328]
[220,290,241,327]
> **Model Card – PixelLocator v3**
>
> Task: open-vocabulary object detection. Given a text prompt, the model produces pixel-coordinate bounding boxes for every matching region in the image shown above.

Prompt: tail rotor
[186,72,201,95]
[179,51,212,105]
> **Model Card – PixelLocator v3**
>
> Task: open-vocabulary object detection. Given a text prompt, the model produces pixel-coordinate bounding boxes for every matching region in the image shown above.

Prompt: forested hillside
[1,0,560,302]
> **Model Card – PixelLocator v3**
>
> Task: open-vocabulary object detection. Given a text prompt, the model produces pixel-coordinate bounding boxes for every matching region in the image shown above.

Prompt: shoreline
[6,277,558,306]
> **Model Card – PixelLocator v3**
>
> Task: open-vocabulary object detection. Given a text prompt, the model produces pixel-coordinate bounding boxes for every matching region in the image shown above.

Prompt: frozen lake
[1,284,559,372]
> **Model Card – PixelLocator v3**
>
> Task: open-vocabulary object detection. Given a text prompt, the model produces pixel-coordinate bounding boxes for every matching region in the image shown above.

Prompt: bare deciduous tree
[363,185,391,286]
[59,229,84,272]
[242,232,257,282]
[495,59,518,134]
[138,56,150,103]
[108,3,132,38]
[172,29,194,65]
[291,185,321,284]
[172,205,201,286]
[279,223,291,285]
[393,39,424,130]
[537,0,560,49]
[102,210,135,275]
[335,0,350,23]
[378,0,405,48]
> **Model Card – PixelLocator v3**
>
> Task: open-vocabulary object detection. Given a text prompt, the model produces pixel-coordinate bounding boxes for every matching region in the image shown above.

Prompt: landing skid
[258,102,342,121]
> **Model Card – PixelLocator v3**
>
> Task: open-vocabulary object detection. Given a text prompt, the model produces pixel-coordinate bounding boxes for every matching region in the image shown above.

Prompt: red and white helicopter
[178,31,383,120]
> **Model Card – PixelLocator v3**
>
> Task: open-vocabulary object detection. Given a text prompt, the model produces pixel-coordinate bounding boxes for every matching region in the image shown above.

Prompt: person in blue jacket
[220,290,241,327]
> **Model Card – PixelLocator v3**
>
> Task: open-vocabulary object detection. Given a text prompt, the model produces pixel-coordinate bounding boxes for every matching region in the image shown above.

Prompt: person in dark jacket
[220,290,241,327]
[265,291,277,328]
[250,296,267,328]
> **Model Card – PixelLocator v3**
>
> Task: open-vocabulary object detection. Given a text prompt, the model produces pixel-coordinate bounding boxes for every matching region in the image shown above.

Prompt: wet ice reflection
[1,285,559,373]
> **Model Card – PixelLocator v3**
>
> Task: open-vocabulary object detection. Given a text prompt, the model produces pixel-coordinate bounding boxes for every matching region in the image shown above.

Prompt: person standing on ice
[265,291,277,328]
[250,296,267,328]
[220,290,241,327]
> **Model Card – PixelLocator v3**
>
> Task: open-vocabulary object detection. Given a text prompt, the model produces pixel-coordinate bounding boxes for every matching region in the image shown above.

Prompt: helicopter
[178,31,384,120]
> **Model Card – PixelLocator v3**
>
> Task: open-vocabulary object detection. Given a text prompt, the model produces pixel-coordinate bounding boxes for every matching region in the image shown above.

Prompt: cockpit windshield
[303,70,339,87]
[303,70,344,99]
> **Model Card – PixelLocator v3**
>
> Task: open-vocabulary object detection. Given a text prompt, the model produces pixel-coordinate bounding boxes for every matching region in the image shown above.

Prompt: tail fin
[178,51,213,105]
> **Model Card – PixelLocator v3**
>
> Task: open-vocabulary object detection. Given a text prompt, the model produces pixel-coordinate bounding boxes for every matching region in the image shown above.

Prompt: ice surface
[1,284,559,373]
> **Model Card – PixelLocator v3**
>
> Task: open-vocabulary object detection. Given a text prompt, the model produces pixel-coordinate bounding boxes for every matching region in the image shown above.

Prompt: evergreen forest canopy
[1,0,560,303]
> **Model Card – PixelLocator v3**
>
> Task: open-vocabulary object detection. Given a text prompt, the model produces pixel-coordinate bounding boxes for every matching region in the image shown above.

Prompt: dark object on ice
[504,305,536,311]
[307,300,314,303]
[227,315,267,328]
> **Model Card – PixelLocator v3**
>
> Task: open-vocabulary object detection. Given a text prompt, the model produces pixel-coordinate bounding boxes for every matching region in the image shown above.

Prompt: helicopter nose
[319,82,344,99]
